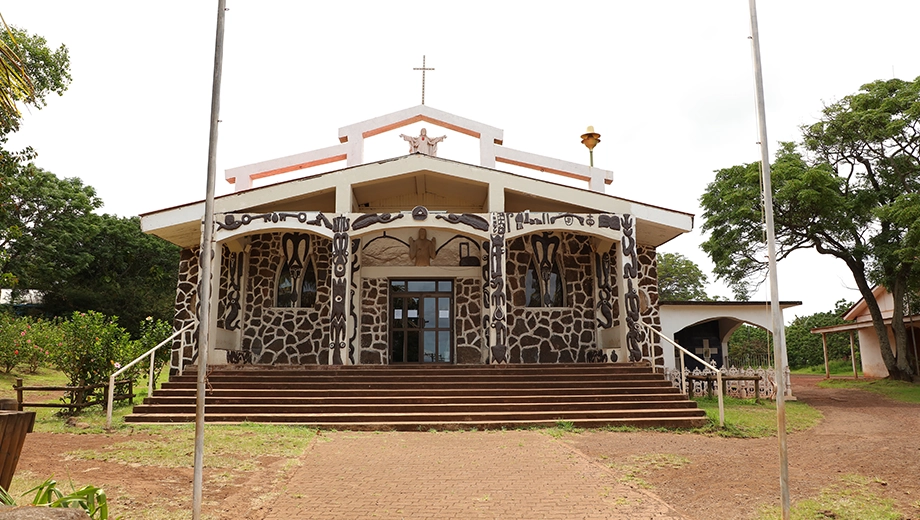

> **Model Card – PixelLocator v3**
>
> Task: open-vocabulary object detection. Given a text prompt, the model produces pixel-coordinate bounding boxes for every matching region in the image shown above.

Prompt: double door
[390,279,453,363]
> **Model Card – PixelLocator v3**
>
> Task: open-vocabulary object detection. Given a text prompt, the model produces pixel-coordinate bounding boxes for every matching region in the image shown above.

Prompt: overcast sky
[4,1,919,321]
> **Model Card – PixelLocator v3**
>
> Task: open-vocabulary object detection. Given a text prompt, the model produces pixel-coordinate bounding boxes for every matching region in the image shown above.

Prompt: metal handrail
[106,322,195,429]
[640,322,724,427]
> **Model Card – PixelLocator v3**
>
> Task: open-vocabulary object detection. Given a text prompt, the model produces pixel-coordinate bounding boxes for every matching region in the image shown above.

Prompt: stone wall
[168,229,662,368]
[455,278,483,363]
[637,245,662,366]
[506,233,596,363]
[172,247,199,373]
[360,278,388,364]
[241,233,332,364]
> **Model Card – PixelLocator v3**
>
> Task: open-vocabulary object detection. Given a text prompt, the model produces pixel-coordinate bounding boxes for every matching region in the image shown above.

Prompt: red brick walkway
[257,430,683,519]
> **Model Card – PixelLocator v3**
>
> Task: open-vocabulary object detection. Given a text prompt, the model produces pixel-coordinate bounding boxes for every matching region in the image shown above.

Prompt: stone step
[143,392,689,405]
[127,362,706,430]
[125,407,707,425]
[130,400,700,415]
[166,373,667,384]
[159,379,675,391]
[150,385,682,398]
[124,415,710,430]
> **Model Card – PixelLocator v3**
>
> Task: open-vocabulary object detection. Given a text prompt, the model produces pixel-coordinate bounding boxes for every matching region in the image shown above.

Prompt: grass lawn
[692,396,823,438]
[0,366,164,433]
[791,359,862,376]
[819,377,920,404]
[757,474,903,520]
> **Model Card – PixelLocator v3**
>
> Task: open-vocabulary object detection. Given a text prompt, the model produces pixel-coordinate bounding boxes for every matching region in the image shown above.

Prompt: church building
[140,105,695,373]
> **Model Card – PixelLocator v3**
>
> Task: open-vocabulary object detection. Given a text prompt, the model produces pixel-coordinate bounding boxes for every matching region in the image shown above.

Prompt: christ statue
[399,128,447,156]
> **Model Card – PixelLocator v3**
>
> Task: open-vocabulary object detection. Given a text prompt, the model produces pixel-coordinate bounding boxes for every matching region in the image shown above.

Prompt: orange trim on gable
[495,157,614,185]
[249,154,348,182]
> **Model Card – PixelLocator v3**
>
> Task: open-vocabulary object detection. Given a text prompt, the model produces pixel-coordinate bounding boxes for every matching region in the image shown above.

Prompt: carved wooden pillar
[485,212,509,364]
[619,214,644,362]
[593,242,616,362]
[329,215,352,365]
[348,237,361,364]
[205,242,222,363]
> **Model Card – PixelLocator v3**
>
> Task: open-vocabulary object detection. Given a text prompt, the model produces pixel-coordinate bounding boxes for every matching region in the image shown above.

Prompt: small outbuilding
[811,286,920,378]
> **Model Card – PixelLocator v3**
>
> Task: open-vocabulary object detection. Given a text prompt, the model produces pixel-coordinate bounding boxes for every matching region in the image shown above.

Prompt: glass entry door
[390,280,453,363]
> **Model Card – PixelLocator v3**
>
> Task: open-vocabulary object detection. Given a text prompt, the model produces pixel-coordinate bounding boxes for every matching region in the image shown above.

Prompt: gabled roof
[224,104,613,192]
[841,285,888,321]
[141,153,694,249]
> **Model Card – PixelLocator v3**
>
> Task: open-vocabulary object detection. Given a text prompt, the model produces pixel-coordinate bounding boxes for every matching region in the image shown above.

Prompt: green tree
[1,22,72,286]
[784,300,856,369]
[657,252,712,301]
[0,163,102,292]
[727,324,770,366]
[701,77,920,381]
[0,23,70,137]
[40,215,180,336]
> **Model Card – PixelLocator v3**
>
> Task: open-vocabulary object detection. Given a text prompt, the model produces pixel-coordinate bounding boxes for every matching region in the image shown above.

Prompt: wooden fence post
[15,378,23,412]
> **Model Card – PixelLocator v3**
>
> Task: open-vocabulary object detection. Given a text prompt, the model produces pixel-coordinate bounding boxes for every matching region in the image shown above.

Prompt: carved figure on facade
[224,251,244,330]
[621,215,644,362]
[514,212,544,231]
[399,128,446,156]
[487,213,508,363]
[329,216,351,365]
[435,213,489,231]
[352,213,404,231]
[408,228,437,266]
[218,212,333,231]
[595,251,613,329]
[349,238,361,364]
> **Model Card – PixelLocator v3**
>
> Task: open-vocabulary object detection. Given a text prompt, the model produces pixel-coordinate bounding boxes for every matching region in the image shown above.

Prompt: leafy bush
[19,318,60,373]
[1,477,116,519]
[727,324,770,364]
[135,316,173,387]
[0,312,22,372]
[50,311,134,397]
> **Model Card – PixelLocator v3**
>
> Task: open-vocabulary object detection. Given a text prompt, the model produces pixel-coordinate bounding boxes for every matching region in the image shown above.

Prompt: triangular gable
[142,154,692,249]
[842,285,892,322]
[225,105,613,192]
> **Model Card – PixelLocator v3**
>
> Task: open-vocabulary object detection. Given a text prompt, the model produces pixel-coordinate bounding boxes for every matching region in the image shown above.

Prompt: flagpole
[193,1,226,518]
[747,0,790,518]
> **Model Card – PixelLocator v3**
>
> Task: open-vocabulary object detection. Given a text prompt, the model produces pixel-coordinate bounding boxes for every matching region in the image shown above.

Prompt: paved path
[257,430,683,519]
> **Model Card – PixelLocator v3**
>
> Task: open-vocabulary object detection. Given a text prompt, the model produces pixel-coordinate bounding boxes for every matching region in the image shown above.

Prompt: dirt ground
[12,374,920,519]
[565,374,920,519]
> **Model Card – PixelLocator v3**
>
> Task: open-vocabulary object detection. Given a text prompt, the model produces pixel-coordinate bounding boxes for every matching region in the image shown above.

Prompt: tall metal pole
[747,1,790,517]
[193,1,226,518]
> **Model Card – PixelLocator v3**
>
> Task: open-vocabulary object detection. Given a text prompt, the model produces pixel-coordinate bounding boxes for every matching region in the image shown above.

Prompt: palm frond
[0,12,34,124]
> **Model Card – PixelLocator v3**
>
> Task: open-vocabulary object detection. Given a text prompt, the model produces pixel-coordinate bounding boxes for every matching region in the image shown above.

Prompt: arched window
[276,263,297,307]
[276,233,318,308]
[524,232,566,308]
[525,259,542,307]
[300,259,318,307]
[547,263,564,307]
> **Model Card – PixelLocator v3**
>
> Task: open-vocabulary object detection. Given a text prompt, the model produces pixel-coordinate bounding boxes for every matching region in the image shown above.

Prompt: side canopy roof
[141,105,694,249]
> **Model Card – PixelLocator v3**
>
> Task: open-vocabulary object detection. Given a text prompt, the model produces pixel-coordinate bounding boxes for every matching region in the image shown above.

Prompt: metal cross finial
[413,55,434,105]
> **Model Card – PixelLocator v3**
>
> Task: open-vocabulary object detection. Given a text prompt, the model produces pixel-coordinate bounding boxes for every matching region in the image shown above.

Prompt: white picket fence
[664,365,790,400]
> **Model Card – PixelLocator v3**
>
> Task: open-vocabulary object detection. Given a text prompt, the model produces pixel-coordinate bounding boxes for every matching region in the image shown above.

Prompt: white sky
[4,1,919,321]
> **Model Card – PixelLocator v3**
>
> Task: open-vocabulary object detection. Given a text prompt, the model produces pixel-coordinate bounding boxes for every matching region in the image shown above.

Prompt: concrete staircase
[125,363,709,430]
